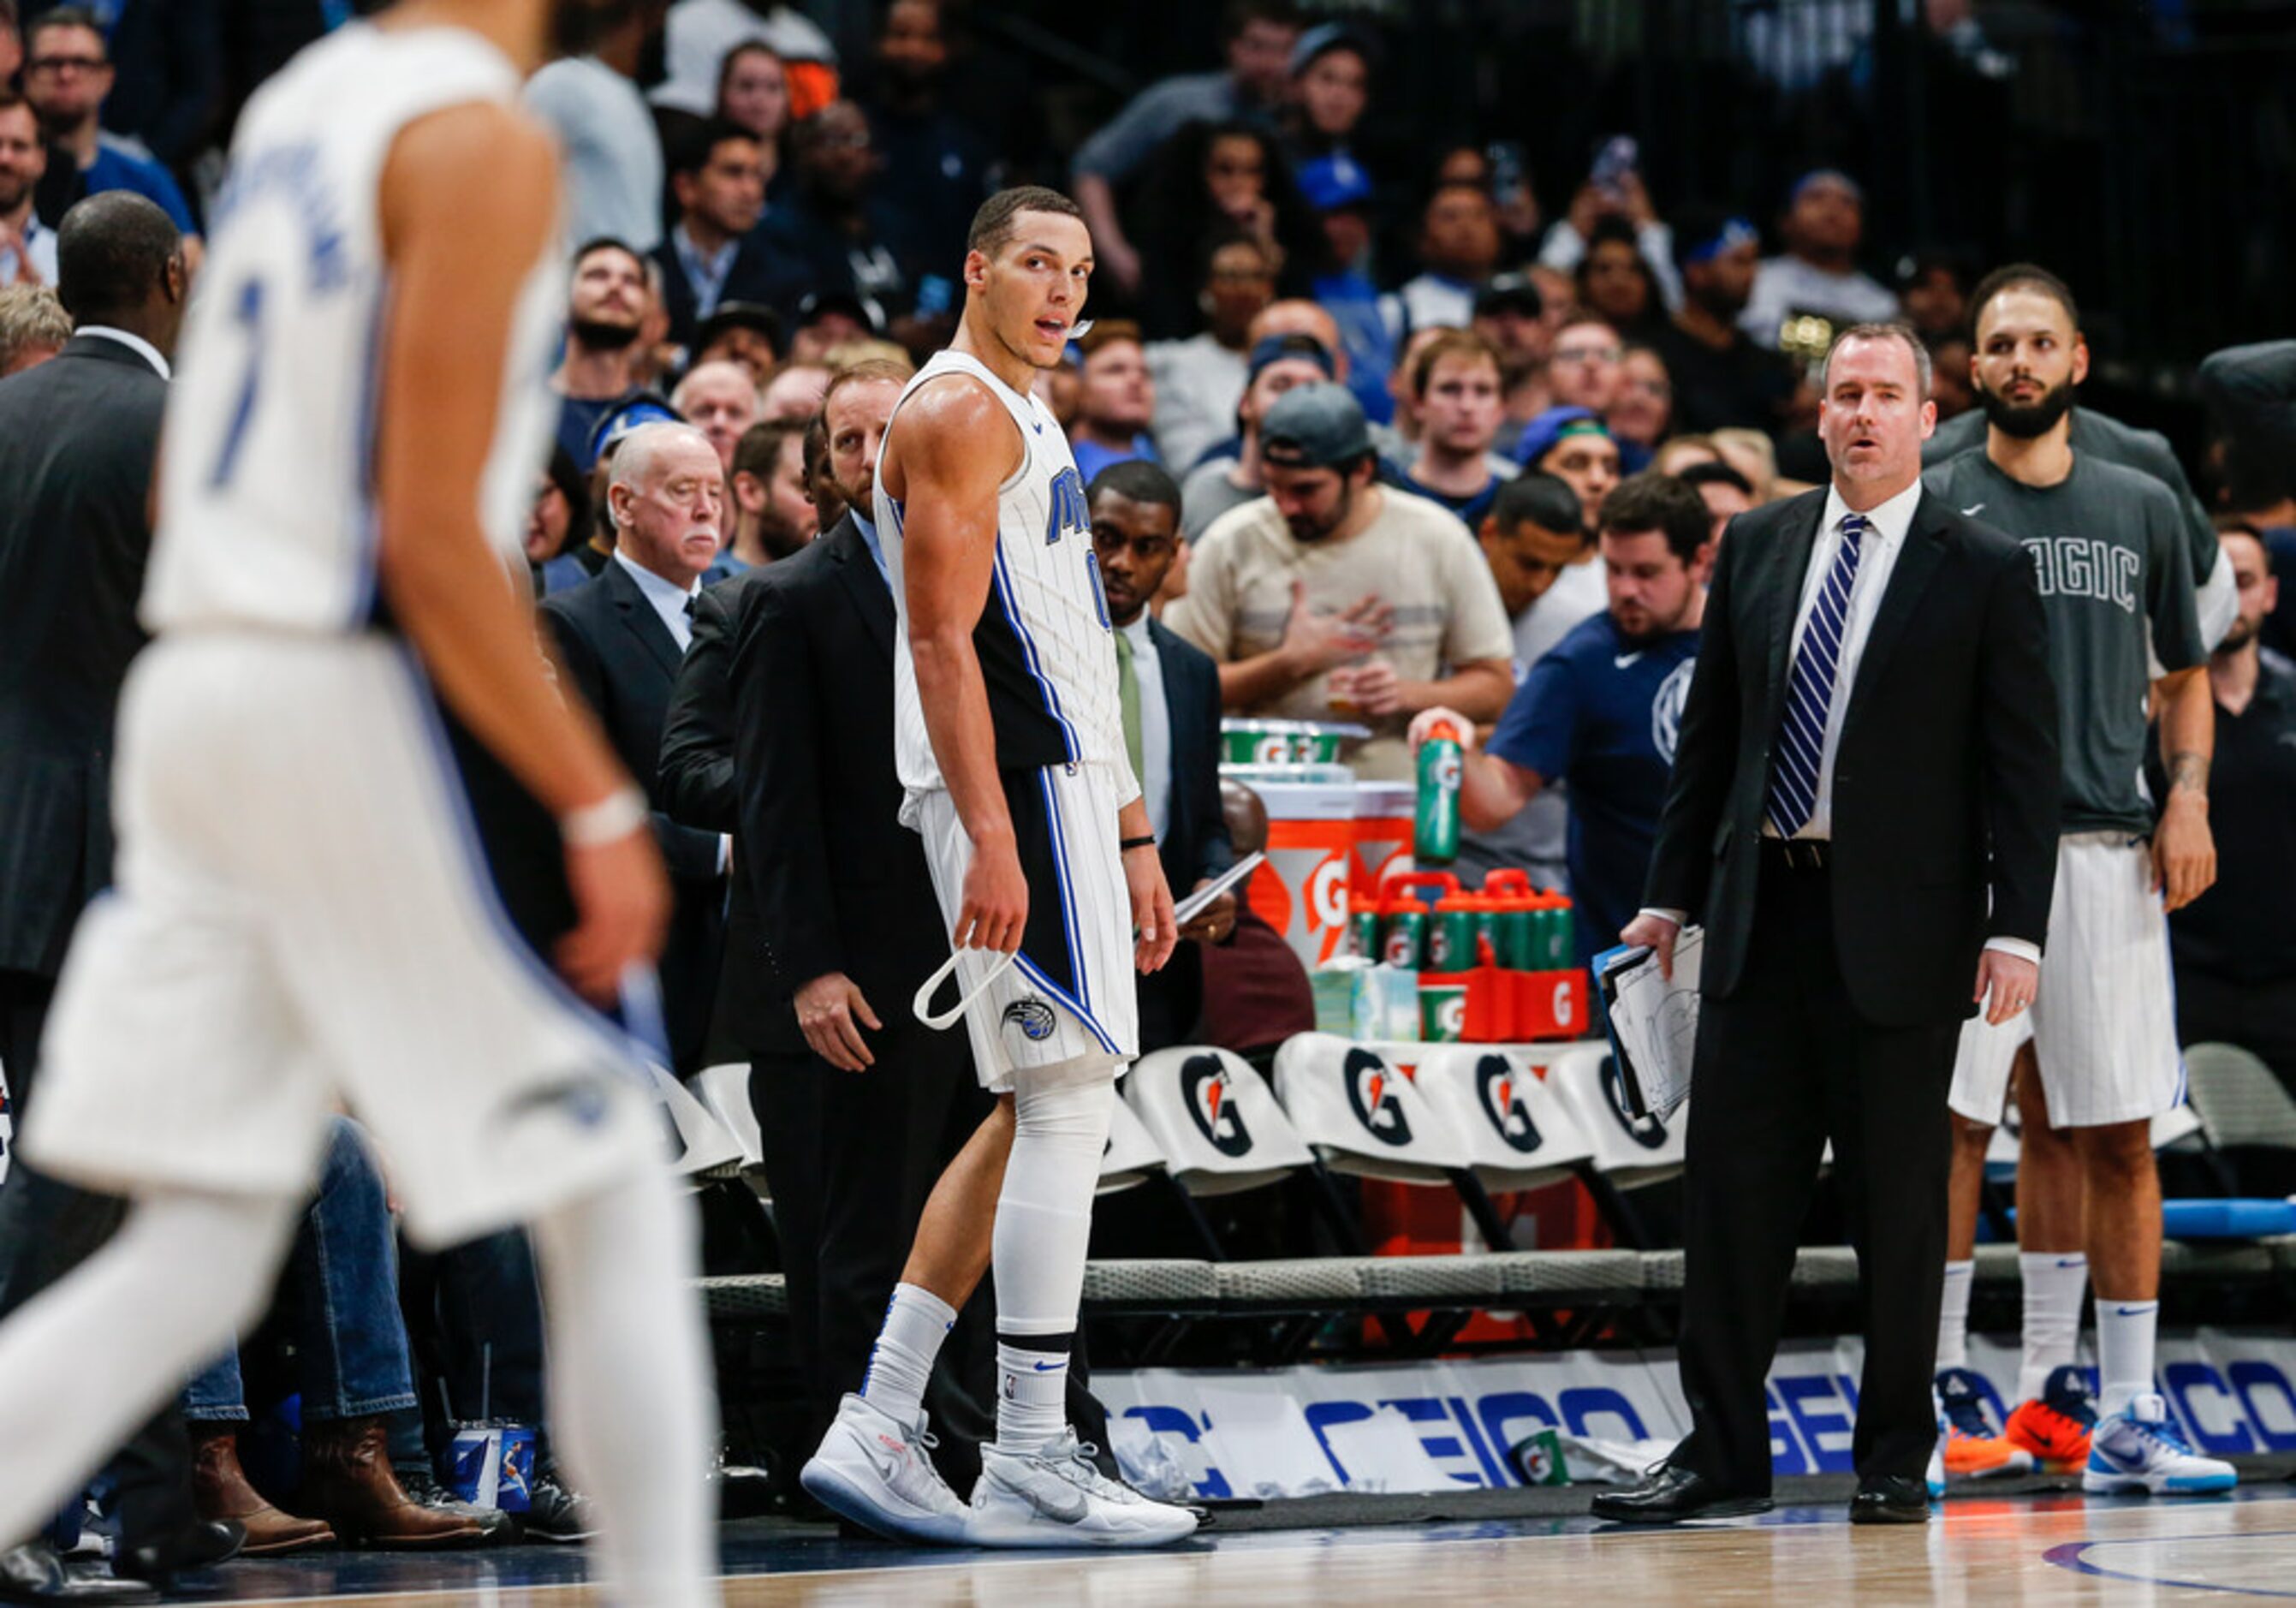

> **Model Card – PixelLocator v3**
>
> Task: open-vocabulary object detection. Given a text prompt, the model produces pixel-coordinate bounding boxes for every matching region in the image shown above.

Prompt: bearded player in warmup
[0,2,718,1602]
[797,186,1198,1549]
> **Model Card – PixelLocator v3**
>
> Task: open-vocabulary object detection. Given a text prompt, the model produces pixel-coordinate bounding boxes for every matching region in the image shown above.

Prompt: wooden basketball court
[150,1486,2296,1604]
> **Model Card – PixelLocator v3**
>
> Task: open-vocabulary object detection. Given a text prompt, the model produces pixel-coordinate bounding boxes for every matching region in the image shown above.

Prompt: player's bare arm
[1407,706,1542,828]
[1116,793,1176,973]
[889,375,1029,955]
[2152,664,2216,910]
[374,102,668,1002]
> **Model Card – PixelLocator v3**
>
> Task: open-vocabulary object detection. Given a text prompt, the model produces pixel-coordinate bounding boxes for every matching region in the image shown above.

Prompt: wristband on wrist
[560,784,648,847]
[1119,834,1157,852]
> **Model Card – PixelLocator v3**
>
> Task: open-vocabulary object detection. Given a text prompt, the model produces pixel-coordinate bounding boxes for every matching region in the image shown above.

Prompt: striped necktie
[1767,513,1870,837]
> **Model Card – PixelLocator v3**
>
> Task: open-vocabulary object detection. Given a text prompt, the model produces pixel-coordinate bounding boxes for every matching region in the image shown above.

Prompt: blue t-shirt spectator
[1071,433,1159,484]
[1486,610,1701,968]
[85,136,195,233]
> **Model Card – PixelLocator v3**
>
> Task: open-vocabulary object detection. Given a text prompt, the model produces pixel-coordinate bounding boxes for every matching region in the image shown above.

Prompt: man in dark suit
[0,192,239,1598]
[1593,323,2061,1527]
[1085,460,1237,1050]
[651,119,809,351]
[540,421,728,1076]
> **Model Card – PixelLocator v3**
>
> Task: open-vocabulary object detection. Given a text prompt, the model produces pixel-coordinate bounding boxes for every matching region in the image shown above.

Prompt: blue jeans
[182,1117,418,1424]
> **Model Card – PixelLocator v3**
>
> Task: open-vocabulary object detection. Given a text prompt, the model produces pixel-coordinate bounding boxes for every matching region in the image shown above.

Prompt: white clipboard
[1594,928,1704,1119]
[1173,851,1264,927]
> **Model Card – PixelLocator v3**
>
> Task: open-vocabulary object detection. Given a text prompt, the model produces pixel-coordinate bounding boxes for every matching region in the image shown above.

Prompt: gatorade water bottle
[1415,719,1463,866]
[1427,890,1477,974]
[1484,870,1535,968]
[1347,894,1383,961]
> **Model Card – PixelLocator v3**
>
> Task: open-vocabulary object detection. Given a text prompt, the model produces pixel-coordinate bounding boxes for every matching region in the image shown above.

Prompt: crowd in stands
[0,0,2291,1581]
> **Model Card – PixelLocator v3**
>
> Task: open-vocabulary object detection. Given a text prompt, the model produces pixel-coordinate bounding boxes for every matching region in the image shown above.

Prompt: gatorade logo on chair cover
[1474,1054,1542,1154]
[1181,1054,1255,1158]
[1343,1047,1414,1146]
[1600,1053,1672,1151]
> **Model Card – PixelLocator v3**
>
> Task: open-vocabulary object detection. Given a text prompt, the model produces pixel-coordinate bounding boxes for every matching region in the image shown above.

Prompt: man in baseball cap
[1163,382,1515,779]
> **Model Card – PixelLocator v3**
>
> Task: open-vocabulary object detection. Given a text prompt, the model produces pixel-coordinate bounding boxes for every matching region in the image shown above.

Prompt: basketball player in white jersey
[0,3,718,1602]
[797,187,1197,1548]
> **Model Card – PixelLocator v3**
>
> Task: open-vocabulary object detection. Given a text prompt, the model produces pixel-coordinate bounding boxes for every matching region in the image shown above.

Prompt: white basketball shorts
[1948,831,2184,1129]
[907,762,1138,1092]
[24,635,663,1248]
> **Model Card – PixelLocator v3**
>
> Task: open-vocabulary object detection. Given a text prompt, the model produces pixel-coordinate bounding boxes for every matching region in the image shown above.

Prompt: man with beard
[1412,473,1712,970]
[553,235,652,466]
[1653,207,1801,436]
[0,89,55,288]
[725,416,815,567]
[1167,383,1514,780]
[1924,265,2233,1498]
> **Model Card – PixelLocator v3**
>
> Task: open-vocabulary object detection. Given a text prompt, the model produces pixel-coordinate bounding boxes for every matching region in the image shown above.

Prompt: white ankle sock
[2094,1296,2159,1419]
[2017,1251,2088,1403]
[995,1338,1071,1454]
[1936,1260,1974,1372]
[861,1283,955,1424]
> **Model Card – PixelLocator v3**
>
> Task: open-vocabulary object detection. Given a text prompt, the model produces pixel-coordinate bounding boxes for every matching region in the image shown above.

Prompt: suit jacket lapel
[605,561,682,678]
[824,516,896,661]
[1764,497,1827,700]
[1843,499,1947,728]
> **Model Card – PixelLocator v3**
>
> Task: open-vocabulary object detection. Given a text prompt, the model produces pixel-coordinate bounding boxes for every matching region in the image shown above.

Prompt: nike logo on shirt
[1615,652,1644,669]
[1961,503,1986,517]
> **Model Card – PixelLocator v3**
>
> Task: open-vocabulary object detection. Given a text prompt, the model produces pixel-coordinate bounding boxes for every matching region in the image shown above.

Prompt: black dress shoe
[1590,1464,1774,1525]
[0,1541,159,1605]
[115,1519,244,1588]
[1848,1474,1931,1524]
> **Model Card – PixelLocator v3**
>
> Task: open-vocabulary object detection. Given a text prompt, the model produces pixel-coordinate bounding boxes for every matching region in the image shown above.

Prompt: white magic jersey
[878,349,1133,798]
[143,24,563,635]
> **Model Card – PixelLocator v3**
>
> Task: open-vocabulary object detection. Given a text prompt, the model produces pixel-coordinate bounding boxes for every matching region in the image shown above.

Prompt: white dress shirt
[76,324,171,379]
[1118,613,1173,843]
[614,548,699,651]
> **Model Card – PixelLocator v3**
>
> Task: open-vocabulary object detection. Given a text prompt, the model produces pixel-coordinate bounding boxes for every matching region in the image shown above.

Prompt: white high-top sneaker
[800,1394,973,1545]
[969,1431,1199,1549]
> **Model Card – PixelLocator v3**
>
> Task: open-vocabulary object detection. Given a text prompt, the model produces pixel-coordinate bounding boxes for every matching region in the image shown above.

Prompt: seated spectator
[1677,456,1756,540]
[1086,462,1237,1051]
[1538,164,1680,313]
[1371,324,1522,485]
[1515,406,1621,533]
[552,237,652,468]
[1396,328,1510,527]
[2153,521,2296,1096]
[773,100,911,326]
[186,1119,490,1553]
[0,280,66,375]
[652,0,838,122]
[1709,425,1778,503]
[1165,383,1514,778]
[715,41,794,198]
[0,88,54,288]
[1069,321,1161,481]
[528,448,594,596]
[690,299,783,387]
[671,358,762,476]
[1181,330,1335,542]
[862,0,993,296]
[760,356,830,420]
[1928,331,1977,420]
[1145,231,1276,470]
[22,9,198,253]
[1282,21,1375,164]
[523,7,663,254]
[1609,342,1674,471]
[1431,141,1541,267]
[1071,0,1304,297]
[1298,151,1395,423]
[1454,472,1609,891]
[653,118,803,350]
[1546,309,1624,416]
[1574,215,1670,339]
[1474,273,1552,453]
[1380,181,1502,343]
[1193,780,1317,1063]
[1652,206,1802,436]
[1414,471,1714,971]
[1738,170,1899,355]
[1898,247,1972,344]
[726,416,815,567]
[1131,119,1317,341]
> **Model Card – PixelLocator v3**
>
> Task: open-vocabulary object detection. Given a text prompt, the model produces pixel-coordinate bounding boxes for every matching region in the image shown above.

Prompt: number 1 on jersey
[206,277,267,489]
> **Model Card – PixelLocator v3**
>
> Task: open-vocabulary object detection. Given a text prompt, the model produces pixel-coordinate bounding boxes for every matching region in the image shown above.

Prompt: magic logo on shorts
[1002,998,1058,1043]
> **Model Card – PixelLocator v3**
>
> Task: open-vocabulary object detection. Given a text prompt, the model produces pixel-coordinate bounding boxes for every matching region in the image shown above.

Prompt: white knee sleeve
[991,1065,1116,1337]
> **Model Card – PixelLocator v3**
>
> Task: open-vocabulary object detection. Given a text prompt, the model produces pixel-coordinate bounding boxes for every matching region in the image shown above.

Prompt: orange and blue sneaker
[2003,1364,2097,1474]
[1935,1367,2035,1481]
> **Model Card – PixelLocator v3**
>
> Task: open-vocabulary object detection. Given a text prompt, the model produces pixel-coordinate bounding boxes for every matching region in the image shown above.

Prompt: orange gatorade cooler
[1350,780,1414,906]
[1244,778,1359,968]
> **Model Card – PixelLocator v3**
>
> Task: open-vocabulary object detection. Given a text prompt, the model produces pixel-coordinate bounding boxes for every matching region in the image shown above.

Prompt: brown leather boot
[300,1416,490,1550]
[189,1421,336,1556]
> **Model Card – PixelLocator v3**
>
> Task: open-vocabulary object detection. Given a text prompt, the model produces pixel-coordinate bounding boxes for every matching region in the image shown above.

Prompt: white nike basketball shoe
[800,1393,973,1544]
[969,1431,1199,1548]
